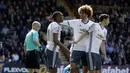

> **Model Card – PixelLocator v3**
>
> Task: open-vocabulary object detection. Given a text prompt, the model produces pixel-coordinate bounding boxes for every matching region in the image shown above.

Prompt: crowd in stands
[69,0,130,7]
[0,0,68,63]
[94,7,130,65]
[68,0,130,65]
[0,0,130,66]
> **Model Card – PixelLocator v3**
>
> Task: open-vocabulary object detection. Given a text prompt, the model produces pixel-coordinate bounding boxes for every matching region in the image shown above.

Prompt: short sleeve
[61,20,78,28]
[87,24,97,33]
[103,30,107,40]
[32,31,39,41]
[85,21,95,31]
[52,23,60,33]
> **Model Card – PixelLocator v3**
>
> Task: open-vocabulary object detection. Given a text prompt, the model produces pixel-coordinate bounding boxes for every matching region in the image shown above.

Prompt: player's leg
[48,68,57,73]
[96,70,101,73]
[89,70,96,73]
[47,54,59,73]
[33,50,41,73]
[25,51,34,73]
[28,69,33,73]
[45,49,55,73]
[82,51,88,73]
[28,68,34,73]
[26,50,39,73]
[70,63,77,73]
[63,64,71,73]
[34,69,39,73]
[86,53,97,73]
[45,49,59,73]
[70,51,81,73]
[51,52,61,73]
[83,65,88,73]
[95,54,102,73]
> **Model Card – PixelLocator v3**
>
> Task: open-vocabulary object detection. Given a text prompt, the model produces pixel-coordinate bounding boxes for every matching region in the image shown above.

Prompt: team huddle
[24,4,110,73]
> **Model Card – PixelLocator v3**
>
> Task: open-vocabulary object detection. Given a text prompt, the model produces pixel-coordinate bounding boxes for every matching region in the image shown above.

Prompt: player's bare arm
[53,33,70,55]
[100,40,107,63]
[24,46,27,55]
[74,31,89,44]
[60,21,72,27]
[74,23,95,44]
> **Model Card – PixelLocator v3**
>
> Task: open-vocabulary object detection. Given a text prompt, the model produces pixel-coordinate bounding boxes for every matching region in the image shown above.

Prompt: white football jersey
[46,22,61,52]
[85,23,107,54]
[61,19,95,51]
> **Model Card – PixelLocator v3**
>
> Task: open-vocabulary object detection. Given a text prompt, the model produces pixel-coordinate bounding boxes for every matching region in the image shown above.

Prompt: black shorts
[86,52,102,70]
[70,51,87,66]
[25,50,40,69]
[45,49,60,68]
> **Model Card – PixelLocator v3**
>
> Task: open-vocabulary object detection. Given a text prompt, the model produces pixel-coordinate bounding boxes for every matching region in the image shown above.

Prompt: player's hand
[65,48,70,56]
[24,51,27,56]
[73,41,78,44]
[103,56,107,64]
[39,46,42,52]
[39,48,42,52]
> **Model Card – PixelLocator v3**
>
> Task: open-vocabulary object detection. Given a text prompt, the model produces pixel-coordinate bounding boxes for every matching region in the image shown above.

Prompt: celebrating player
[45,11,70,73]
[61,4,94,73]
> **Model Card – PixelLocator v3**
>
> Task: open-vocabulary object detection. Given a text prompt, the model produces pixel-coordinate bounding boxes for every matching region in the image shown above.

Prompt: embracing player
[61,4,94,73]
[76,13,109,73]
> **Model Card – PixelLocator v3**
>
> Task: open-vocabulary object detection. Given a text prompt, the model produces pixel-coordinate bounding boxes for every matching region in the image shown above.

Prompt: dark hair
[52,11,62,21]
[99,14,109,22]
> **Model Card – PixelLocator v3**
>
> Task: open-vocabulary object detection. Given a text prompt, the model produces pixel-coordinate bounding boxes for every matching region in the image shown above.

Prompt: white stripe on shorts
[52,45,57,68]
[88,32,94,70]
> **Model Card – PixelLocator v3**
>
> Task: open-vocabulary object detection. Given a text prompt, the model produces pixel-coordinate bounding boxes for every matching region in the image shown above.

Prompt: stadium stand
[66,0,130,65]
[0,0,68,63]
[0,0,130,66]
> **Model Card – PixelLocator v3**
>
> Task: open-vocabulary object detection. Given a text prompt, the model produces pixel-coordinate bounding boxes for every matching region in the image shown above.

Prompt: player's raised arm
[74,23,96,44]
[60,21,69,26]
[73,30,88,44]
[60,20,75,27]
[73,4,94,44]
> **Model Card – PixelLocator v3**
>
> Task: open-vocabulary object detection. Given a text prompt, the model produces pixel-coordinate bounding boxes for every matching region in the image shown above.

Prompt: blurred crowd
[69,0,130,7]
[0,0,68,63]
[93,7,130,65]
[0,0,130,66]
[68,0,130,65]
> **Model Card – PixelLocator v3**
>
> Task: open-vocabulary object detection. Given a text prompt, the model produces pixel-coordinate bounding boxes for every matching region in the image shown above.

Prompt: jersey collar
[99,24,105,30]
[81,19,89,24]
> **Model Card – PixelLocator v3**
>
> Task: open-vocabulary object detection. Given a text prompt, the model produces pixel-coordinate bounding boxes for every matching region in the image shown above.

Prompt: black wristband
[39,46,42,48]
